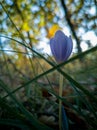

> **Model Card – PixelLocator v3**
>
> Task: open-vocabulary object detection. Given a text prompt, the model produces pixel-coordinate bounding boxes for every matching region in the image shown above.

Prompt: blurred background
[0,0,97,129]
[0,0,97,91]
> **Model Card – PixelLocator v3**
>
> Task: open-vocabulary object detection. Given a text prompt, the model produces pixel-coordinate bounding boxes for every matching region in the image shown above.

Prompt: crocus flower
[50,30,73,63]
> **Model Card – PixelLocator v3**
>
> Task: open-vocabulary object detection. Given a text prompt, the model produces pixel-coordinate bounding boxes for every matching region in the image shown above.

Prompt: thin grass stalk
[0,35,97,69]
[59,73,64,130]
[0,2,36,76]
[0,38,13,84]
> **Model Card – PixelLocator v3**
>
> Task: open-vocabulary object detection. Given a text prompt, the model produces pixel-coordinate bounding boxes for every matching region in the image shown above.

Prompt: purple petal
[50,38,58,61]
[52,31,68,62]
[50,30,73,63]
[62,36,73,61]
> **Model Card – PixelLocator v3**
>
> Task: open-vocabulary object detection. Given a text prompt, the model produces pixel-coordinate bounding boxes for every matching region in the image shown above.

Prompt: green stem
[59,73,63,130]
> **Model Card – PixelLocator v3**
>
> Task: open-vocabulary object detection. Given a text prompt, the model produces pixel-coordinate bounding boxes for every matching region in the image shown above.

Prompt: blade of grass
[0,119,30,130]
[43,87,97,128]
[3,60,97,104]
[0,35,97,69]
[0,97,22,119]
[1,35,97,109]
[0,38,13,84]
[0,79,53,130]
[1,2,97,99]
[35,58,54,90]
[70,82,97,119]
[1,1,97,71]
[0,2,37,78]
[0,35,97,95]
[58,70,97,102]
[62,105,69,130]
[0,49,33,55]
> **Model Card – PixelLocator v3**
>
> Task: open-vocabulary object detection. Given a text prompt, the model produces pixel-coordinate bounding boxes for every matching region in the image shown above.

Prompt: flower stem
[59,73,63,130]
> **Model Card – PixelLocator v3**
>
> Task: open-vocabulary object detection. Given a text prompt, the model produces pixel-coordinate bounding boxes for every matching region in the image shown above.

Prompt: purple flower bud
[50,30,73,63]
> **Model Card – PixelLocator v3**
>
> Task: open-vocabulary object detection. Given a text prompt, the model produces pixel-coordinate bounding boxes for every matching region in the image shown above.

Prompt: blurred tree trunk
[61,0,82,53]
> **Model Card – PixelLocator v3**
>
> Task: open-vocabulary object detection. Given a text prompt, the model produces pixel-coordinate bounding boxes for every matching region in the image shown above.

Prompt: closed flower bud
[50,30,73,63]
